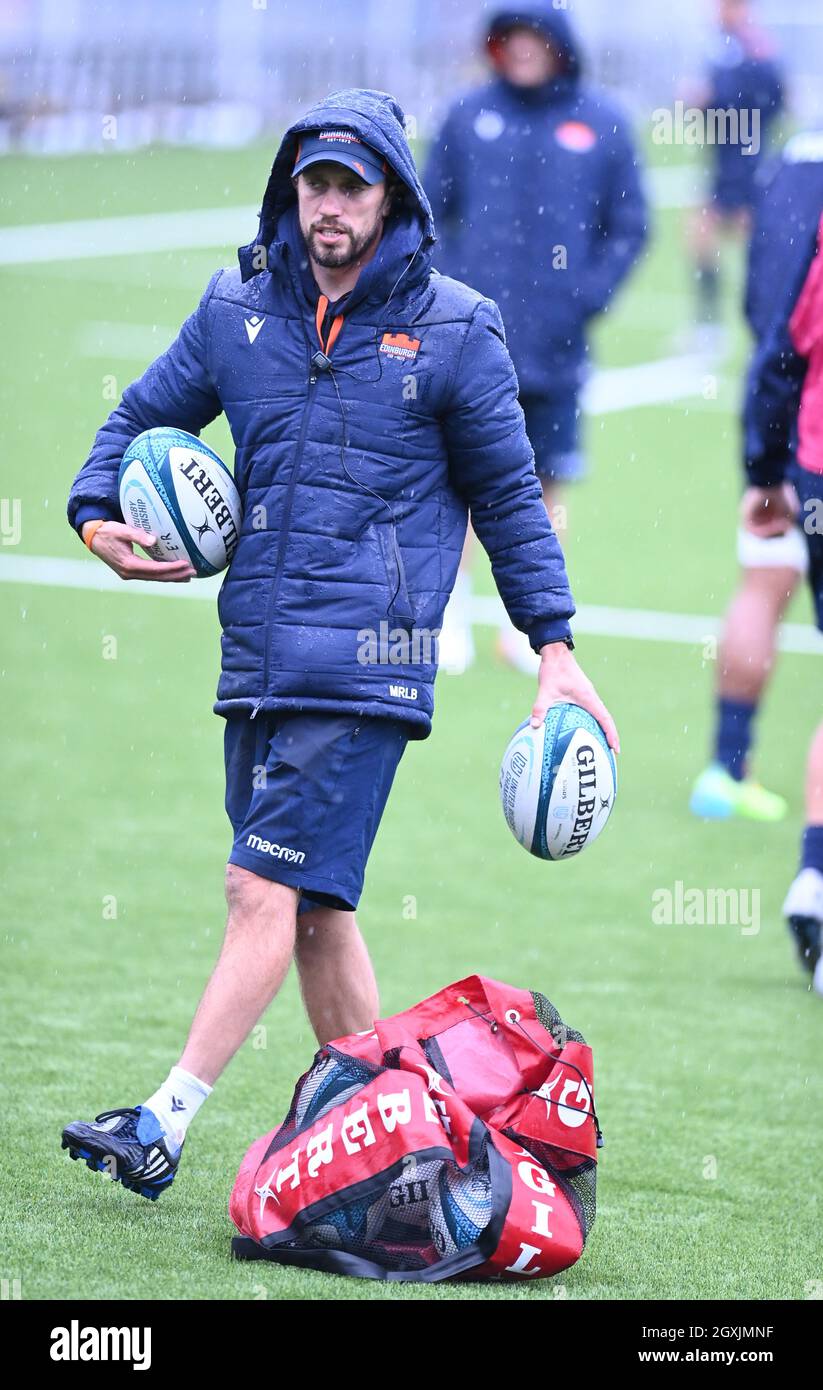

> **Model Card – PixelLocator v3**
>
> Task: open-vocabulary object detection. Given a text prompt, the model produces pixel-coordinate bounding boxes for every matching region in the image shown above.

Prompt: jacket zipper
[251,361,320,719]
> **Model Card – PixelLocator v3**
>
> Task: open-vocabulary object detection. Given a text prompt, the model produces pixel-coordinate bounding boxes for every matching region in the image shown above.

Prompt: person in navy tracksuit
[690,131,823,826]
[688,0,784,342]
[61,88,618,1200]
[423,1,647,672]
[740,175,823,990]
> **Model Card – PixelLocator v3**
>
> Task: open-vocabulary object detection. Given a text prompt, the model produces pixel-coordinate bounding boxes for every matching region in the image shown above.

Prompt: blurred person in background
[736,172,823,993]
[686,0,784,356]
[424,1,647,675]
[691,130,823,823]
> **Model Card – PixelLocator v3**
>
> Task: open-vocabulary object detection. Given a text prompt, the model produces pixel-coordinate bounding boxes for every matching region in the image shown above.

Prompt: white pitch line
[469,594,823,655]
[72,311,713,412]
[581,354,710,414]
[0,206,259,265]
[6,200,714,409]
[0,553,223,601]
[1,553,821,655]
[0,165,694,268]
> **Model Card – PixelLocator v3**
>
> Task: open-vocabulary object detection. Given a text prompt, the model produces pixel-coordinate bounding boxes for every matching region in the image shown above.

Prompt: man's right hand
[82,520,196,582]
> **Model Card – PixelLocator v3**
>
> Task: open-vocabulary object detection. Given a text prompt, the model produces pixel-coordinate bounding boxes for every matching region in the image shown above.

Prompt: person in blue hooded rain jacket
[424,3,647,674]
[61,88,618,1200]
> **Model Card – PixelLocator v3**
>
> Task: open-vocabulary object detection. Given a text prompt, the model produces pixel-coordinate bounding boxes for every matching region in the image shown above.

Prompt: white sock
[141,1065,212,1149]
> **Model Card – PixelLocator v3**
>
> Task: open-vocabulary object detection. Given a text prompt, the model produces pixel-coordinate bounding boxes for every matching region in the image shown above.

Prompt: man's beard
[305,211,384,270]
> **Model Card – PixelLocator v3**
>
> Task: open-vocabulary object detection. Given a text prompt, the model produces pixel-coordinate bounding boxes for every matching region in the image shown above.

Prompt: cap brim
[292,151,385,185]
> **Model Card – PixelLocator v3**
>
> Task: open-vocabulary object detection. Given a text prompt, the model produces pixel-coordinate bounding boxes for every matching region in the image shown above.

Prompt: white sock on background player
[141,1065,212,1150]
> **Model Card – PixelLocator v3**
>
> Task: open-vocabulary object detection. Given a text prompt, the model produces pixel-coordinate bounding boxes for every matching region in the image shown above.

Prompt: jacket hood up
[237,87,436,311]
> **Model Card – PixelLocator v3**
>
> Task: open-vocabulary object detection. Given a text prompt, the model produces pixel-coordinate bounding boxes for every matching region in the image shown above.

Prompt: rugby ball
[293,1055,363,1129]
[428,1164,492,1257]
[118,426,241,577]
[369,1159,444,1244]
[307,1161,444,1258]
[499,702,617,861]
[306,1198,375,1253]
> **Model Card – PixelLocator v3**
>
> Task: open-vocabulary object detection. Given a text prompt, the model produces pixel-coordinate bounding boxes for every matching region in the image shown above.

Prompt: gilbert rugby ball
[499,702,617,861]
[118,427,241,577]
[428,1164,493,1257]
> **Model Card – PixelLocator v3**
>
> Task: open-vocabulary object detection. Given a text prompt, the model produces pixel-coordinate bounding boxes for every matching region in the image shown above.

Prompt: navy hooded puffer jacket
[423,3,648,395]
[67,88,575,738]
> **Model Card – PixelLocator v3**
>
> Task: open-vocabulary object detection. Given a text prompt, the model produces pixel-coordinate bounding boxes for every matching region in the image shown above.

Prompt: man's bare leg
[62,865,301,1180]
[179,864,298,1085]
[691,565,797,819]
[689,203,722,324]
[295,905,379,1046]
[717,565,798,703]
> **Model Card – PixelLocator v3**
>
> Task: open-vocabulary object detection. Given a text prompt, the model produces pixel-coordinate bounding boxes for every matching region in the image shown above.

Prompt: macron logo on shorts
[245,834,306,864]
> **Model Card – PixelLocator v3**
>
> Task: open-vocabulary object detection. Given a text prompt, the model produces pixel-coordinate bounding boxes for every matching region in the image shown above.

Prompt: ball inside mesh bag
[305,1160,444,1257]
[368,1158,444,1243]
[428,1163,492,1257]
[306,1199,379,1253]
[294,1054,363,1128]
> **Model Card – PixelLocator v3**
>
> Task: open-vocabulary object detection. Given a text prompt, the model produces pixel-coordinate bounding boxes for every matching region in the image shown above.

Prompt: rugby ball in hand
[118,427,241,577]
[499,702,617,861]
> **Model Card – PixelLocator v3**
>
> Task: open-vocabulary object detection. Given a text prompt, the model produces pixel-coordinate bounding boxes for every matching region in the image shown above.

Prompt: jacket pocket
[373,521,415,633]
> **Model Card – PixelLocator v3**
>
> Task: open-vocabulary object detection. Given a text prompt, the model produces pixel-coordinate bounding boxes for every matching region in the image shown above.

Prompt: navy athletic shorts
[793,468,823,631]
[224,711,408,912]
[520,391,585,482]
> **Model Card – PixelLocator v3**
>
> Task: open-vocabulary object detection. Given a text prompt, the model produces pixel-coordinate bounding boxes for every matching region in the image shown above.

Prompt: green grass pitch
[1,140,820,1300]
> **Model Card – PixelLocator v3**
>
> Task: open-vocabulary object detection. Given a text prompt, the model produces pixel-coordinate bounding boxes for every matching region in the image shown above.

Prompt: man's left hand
[530,642,620,753]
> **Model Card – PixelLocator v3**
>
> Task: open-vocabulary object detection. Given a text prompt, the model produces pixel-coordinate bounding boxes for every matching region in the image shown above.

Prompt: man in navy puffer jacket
[61,88,618,1201]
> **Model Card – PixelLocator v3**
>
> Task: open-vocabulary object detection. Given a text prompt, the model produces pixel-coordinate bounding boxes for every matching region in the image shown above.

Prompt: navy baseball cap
[292,129,390,185]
